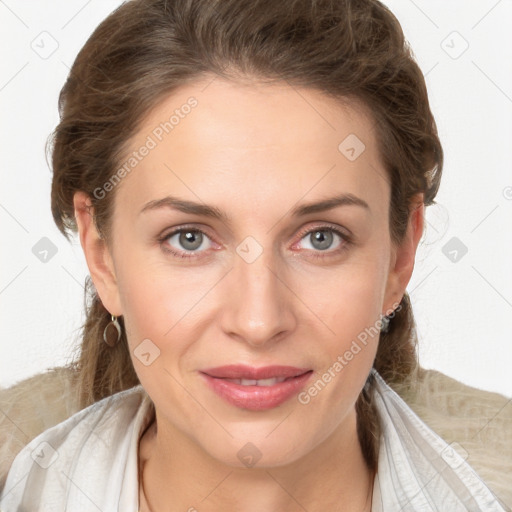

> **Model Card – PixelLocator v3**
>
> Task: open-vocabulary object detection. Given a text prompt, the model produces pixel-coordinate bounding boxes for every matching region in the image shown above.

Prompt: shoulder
[376,369,512,510]
[0,377,149,509]
[0,366,80,491]
[398,368,512,505]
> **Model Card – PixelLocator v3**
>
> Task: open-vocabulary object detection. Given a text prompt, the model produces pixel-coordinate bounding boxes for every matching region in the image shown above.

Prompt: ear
[382,193,425,314]
[73,191,123,316]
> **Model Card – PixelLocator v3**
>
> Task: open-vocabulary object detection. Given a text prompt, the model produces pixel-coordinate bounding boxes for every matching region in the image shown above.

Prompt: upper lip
[201,365,312,380]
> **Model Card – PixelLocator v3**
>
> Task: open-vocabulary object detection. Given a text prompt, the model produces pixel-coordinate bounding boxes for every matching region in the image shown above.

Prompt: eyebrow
[139,193,370,222]
[140,196,230,222]
[291,193,370,216]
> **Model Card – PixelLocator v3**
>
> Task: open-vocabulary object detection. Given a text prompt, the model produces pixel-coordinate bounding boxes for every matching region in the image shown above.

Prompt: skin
[74,76,424,511]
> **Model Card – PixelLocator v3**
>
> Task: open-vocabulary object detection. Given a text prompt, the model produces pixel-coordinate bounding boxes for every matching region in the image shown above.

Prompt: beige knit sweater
[1,366,511,507]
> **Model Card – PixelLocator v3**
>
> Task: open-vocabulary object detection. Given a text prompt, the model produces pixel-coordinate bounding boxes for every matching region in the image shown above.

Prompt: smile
[199,365,314,411]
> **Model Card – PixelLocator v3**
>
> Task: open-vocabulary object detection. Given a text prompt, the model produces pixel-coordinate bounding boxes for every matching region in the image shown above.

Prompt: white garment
[0,370,508,511]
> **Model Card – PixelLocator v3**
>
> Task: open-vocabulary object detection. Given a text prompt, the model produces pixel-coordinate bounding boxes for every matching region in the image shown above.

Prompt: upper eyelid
[295,223,351,239]
[292,225,350,250]
[161,223,349,250]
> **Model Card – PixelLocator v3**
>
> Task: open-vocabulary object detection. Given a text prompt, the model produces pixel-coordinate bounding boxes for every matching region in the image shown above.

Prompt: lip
[201,365,311,380]
[200,365,313,411]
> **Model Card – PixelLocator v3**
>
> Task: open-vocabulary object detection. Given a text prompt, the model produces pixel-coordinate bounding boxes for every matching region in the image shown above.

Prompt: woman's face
[80,77,421,467]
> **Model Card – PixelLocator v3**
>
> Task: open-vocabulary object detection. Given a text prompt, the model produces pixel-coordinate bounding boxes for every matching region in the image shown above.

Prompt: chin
[197,427,314,470]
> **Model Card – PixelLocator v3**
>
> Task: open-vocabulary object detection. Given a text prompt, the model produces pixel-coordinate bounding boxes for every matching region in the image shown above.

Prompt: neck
[139,408,374,512]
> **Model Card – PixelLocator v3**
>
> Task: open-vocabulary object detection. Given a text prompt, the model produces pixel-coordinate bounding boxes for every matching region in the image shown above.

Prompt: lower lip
[200,371,313,411]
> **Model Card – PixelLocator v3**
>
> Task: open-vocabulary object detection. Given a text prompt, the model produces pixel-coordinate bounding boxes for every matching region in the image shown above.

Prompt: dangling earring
[103,315,121,347]
[380,315,390,333]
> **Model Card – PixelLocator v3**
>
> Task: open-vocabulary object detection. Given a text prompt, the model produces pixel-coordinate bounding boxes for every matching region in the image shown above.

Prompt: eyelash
[294,225,352,260]
[158,224,352,260]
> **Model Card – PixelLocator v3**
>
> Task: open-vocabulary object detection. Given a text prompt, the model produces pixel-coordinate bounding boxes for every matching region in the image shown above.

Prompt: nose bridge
[221,237,295,346]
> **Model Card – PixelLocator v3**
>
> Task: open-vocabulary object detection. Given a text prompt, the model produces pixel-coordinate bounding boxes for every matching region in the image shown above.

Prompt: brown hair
[49,0,443,472]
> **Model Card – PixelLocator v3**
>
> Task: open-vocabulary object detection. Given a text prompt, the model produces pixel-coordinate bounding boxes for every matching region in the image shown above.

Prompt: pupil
[312,230,332,250]
[180,230,202,250]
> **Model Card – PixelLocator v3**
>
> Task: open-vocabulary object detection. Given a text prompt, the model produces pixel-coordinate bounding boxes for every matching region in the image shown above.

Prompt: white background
[1,1,511,397]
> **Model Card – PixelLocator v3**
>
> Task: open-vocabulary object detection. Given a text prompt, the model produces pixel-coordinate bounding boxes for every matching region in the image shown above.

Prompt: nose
[220,245,297,348]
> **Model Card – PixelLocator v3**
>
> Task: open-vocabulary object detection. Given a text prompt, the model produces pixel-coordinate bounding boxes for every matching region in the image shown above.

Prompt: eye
[294,225,351,258]
[158,224,352,260]
[159,227,214,259]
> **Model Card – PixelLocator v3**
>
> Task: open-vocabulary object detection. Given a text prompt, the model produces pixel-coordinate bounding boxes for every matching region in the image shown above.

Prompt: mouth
[199,365,314,411]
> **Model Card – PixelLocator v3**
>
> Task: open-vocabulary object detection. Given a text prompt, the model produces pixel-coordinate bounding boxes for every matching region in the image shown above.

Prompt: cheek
[301,254,388,341]
[297,273,383,428]
[118,271,191,342]
[114,251,219,366]
[297,251,388,393]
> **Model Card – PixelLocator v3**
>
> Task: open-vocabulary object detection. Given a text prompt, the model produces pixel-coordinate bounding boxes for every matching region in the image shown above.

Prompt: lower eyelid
[160,226,350,258]
[162,229,214,253]
[295,226,349,246]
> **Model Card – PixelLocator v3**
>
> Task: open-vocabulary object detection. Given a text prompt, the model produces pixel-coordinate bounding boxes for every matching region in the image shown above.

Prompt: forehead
[113,76,388,218]
[135,77,376,153]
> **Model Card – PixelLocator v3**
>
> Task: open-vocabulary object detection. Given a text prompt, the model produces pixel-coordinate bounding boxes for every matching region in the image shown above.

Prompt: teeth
[241,379,258,386]
[225,377,288,386]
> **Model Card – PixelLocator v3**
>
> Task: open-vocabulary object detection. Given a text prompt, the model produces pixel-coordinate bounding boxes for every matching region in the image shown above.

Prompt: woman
[0,0,509,510]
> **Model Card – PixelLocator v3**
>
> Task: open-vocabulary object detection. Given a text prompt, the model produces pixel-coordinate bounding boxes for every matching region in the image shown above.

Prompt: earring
[103,315,121,347]
[380,315,390,333]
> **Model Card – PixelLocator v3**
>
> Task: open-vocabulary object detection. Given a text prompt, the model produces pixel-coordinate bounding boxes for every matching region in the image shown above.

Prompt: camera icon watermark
[503,186,512,200]
[338,134,366,162]
[41,504,58,512]
[32,237,58,263]
[441,31,469,60]
[441,441,468,470]
[237,442,262,468]
[441,236,468,263]
[134,338,161,366]
[236,236,263,264]
[30,31,59,60]
[31,441,58,469]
